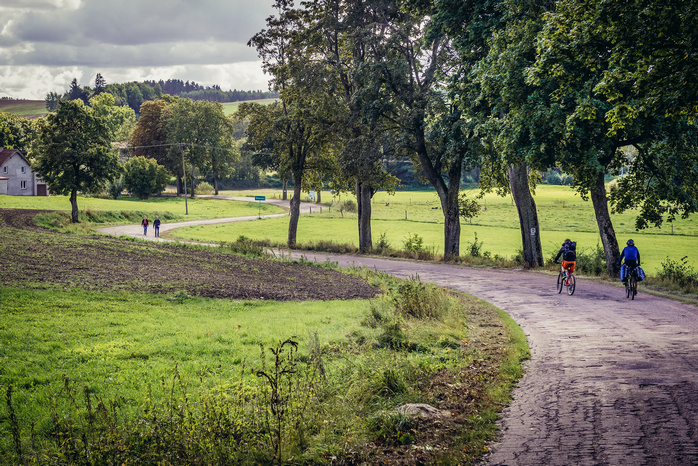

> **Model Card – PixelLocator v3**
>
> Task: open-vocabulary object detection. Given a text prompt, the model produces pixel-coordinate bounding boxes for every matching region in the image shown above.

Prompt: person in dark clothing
[141,216,148,235]
[618,239,640,282]
[554,239,577,275]
[153,216,161,237]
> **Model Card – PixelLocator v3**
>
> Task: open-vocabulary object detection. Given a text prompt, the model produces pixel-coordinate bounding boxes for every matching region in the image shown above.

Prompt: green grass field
[2,185,695,273]
[0,99,46,117]
[174,186,698,274]
[221,98,278,116]
[0,194,284,222]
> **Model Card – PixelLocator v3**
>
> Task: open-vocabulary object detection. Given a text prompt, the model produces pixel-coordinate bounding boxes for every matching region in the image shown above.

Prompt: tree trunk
[176,175,182,197]
[190,166,195,198]
[316,189,321,204]
[288,173,302,247]
[442,162,462,259]
[213,172,219,195]
[590,171,620,277]
[70,189,79,223]
[412,125,461,258]
[509,163,543,268]
[356,181,373,252]
[282,180,288,200]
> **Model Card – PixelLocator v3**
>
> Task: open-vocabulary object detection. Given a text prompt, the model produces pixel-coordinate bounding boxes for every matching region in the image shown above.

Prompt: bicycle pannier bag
[635,266,645,282]
[620,264,628,281]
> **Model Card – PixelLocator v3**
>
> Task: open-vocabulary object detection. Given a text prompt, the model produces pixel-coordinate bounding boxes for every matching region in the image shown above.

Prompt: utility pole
[179,143,188,215]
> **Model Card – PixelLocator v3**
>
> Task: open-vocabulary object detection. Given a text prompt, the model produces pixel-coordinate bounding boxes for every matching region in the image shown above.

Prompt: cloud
[0,0,275,99]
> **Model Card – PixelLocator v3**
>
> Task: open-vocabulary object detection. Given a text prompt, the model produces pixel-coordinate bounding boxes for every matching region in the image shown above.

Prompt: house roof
[0,148,29,166]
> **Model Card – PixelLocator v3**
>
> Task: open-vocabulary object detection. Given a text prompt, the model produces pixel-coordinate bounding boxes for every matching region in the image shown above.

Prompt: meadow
[0,194,283,223]
[221,98,278,116]
[173,185,698,274]
[0,99,46,118]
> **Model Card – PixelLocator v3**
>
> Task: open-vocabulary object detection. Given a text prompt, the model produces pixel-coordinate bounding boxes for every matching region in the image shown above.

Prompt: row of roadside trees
[237,0,698,276]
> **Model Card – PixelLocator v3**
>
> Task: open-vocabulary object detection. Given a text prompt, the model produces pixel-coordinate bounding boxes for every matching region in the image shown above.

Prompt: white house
[0,147,48,196]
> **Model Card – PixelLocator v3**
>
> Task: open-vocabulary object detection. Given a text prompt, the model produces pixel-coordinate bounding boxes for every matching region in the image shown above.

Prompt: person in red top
[141,216,149,235]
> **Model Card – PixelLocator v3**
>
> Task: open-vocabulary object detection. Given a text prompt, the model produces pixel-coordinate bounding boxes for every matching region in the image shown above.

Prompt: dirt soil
[0,209,379,301]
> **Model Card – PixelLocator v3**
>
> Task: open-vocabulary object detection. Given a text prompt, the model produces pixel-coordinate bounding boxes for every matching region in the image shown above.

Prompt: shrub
[123,156,169,200]
[223,235,270,258]
[575,243,606,276]
[402,233,424,253]
[656,256,698,292]
[375,232,391,253]
[194,181,215,195]
[467,232,483,257]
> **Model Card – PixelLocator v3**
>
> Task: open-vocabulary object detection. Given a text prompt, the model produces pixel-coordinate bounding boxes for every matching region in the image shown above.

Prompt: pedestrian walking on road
[153,216,161,237]
[141,216,149,235]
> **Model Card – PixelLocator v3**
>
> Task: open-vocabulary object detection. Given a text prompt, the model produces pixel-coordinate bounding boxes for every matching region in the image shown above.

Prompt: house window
[21,166,26,174]
[21,180,27,189]
[2,166,6,174]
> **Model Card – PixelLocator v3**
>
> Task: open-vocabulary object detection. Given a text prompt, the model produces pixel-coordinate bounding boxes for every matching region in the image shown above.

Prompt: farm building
[0,147,48,196]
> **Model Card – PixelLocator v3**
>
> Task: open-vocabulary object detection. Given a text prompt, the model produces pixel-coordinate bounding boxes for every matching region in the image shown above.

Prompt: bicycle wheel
[630,274,637,300]
[567,274,576,295]
[557,272,564,294]
[625,278,631,298]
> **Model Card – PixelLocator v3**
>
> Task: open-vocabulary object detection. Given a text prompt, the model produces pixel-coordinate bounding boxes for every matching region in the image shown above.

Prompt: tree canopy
[31,100,120,222]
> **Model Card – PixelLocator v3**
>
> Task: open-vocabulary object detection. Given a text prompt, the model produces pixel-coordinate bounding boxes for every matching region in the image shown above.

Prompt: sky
[0,0,276,100]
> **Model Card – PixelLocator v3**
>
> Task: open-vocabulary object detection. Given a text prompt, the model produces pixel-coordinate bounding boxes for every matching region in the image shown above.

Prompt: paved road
[99,206,698,465]
[97,196,315,240]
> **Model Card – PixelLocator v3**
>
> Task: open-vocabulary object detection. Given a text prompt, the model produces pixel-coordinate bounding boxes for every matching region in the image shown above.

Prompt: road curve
[96,195,316,240]
[97,206,698,465]
[290,252,698,465]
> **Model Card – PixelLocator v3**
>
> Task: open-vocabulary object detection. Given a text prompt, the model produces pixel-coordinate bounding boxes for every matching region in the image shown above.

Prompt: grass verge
[1,273,528,464]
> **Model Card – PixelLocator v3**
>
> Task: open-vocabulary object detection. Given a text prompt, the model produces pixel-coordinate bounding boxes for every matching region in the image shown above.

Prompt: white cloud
[0,62,270,99]
[0,0,276,99]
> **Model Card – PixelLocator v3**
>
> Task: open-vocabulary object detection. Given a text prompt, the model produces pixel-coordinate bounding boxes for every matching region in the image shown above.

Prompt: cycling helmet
[627,239,634,246]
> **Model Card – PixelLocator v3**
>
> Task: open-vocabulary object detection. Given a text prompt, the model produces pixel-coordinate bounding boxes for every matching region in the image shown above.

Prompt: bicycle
[557,266,576,295]
[624,266,638,300]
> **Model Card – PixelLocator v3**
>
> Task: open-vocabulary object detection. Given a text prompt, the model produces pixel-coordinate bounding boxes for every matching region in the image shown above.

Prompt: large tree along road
[99,211,698,464]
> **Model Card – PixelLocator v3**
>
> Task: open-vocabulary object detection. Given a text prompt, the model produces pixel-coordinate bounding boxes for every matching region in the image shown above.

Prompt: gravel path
[98,206,698,465]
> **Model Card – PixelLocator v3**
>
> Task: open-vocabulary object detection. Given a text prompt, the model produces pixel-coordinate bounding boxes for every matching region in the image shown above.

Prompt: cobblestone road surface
[290,252,698,466]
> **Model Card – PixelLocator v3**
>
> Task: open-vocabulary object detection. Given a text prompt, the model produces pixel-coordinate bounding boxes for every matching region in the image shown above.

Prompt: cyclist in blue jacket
[618,239,640,282]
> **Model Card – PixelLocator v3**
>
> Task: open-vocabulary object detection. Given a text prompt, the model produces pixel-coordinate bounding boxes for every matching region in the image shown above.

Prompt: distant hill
[0,99,47,119]
[0,98,279,119]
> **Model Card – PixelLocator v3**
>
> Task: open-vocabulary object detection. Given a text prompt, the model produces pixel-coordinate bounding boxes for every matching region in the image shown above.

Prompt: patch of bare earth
[0,209,379,301]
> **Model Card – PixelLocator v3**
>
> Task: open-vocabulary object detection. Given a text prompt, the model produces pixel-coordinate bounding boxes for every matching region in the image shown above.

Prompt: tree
[45,91,61,112]
[130,100,172,172]
[31,100,120,222]
[123,156,169,200]
[88,92,136,141]
[68,78,89,104]
[304,0,401,252]
[358,0,480,259]
[247,0,337,247]
[527,0,698,275]
[0,111,35,153]
[165,98,237,196]
[94,73,107,96]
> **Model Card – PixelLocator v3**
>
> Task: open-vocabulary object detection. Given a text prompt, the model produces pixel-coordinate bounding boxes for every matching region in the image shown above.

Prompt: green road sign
[254,195,266,201]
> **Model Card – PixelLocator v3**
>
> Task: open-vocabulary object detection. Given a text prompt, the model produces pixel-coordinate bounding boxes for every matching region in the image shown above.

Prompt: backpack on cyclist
[563,241,576,261]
